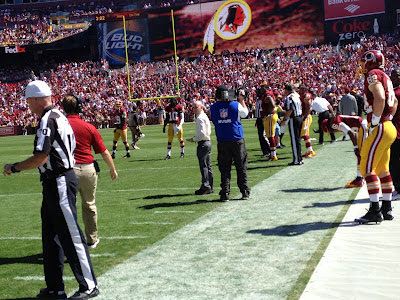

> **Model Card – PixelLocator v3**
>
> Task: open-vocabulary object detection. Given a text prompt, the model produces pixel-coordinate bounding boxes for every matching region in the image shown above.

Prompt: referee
[281,84,303,165]
[255,86,270,157]
[3,81,99,300]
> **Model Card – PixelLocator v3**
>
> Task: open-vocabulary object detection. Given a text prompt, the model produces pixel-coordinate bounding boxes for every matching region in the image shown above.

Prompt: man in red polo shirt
[62,95,118,248]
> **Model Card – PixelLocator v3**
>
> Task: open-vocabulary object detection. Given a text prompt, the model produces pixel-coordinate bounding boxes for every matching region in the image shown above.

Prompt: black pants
[389,138,400,192]
[289,116,303,164]
[256,117,270,155]
[217,139,250,195]
[197,141,214,190]
[318,110,335,144]
[41,169,97,292]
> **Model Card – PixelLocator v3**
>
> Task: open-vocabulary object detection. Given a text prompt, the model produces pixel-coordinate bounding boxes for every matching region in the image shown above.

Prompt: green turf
[0,119,342,299]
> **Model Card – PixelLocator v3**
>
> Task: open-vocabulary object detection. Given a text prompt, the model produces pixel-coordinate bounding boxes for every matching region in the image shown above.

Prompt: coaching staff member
[311,91,336,144]
[281,84,303,165]
[3,81,99,300]
[62,95,118,249]
[210,86,251,202]
[188,101,214,195]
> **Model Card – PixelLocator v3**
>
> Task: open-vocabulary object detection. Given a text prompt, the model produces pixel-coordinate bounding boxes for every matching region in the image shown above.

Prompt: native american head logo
[203,0,252,54]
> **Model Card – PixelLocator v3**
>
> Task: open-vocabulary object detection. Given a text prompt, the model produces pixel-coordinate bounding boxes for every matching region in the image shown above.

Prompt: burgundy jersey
[165,104,184,125]
[260,91,275,118]
[393,86,400,138]
[300,92,312,117]
[363,69,395,123]
[113,108,127,130]
[330,115,364,131]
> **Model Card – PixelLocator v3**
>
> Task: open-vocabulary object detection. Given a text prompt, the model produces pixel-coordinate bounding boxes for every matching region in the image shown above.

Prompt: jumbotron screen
[149,0,324,60]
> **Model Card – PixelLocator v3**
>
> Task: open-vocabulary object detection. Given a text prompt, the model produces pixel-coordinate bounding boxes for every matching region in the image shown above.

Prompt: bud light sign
[98,19,150,65]
[104,29,144,65]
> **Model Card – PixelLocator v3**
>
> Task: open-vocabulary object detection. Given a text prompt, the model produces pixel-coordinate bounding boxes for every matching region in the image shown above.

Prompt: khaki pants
[74,164,98,245]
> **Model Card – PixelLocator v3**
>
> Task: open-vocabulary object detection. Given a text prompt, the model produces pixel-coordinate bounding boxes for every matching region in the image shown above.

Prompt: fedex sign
[5,46,26,54]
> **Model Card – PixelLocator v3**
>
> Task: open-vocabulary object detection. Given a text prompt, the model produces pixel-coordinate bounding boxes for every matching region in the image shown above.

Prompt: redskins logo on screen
[214,0,252,40]
[203,0,252,54]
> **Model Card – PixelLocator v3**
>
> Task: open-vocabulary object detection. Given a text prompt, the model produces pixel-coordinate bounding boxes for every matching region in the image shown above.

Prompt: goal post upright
[123,10,180,106]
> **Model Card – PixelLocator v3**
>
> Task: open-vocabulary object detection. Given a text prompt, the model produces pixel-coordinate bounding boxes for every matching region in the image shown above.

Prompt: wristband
[354,146,359,150]
[371,113,380,127]
[11,163,20,173]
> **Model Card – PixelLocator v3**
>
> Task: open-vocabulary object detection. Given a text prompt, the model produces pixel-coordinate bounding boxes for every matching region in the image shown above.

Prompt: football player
[260,87,278,161]
[389,67,400,200]
[163,98,185,160]
[298,85,315,158]
[321,115,368,188]
[111,100,130,159]
[355,50,397,224]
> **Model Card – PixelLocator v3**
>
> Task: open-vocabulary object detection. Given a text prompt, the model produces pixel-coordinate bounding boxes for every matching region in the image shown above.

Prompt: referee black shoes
[37,288,67,299]
[69,287,99,300]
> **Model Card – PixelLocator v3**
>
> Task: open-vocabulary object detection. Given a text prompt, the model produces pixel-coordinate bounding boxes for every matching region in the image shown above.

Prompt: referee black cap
[284,84,294,92]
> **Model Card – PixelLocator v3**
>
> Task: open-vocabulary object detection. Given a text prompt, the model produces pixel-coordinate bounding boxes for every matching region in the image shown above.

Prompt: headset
[69,94,82,114]
[216,85,230,101]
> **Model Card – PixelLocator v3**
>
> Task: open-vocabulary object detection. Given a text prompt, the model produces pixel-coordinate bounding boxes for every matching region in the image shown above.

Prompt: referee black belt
[40,169,71,182]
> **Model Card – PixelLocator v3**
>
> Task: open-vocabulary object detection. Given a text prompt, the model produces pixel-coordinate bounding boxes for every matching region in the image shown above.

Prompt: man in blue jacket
[210,86,250,202]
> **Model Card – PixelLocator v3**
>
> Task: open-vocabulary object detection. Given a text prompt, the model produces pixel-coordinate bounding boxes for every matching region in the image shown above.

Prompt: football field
[0,119,359,299]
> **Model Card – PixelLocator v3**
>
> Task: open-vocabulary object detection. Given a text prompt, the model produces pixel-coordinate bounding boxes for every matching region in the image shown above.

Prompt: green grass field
[0,119,330,299]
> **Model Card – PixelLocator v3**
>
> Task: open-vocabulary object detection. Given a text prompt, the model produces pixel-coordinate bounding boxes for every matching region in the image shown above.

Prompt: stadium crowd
[1,34,400,132]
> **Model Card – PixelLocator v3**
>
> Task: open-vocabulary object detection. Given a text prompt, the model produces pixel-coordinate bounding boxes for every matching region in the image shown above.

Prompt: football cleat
[180,152,185,158]
[266,155,278,161]
[381,201,394,220]
[123,153,131,158]
[355,207,383,224]
[345,178,363,188]
[165,155,171,160]
[392,190,400,201]
[111,153,115,159]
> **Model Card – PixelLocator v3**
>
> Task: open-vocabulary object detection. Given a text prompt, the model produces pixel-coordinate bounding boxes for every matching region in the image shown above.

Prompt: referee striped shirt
[255,98,263,118]
[34,106,76,175]
[285,92,302,118]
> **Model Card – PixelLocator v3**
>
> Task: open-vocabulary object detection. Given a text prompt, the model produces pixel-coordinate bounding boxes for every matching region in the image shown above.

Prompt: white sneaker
[87,239,100,249]
[393,190,400,201]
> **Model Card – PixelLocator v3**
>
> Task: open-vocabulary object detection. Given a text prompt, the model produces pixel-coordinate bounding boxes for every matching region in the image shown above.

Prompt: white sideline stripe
[0,236,147,240]
[15,276,75,281]
[130,222,174,225]
[154,210,194,214]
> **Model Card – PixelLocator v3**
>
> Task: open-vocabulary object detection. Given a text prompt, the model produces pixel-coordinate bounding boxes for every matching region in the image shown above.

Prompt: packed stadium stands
[1,34,399,134]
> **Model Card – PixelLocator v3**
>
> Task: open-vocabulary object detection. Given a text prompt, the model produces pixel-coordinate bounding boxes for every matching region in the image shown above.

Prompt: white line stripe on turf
[90,253,117,257]
[154,210,194,214]
[130,222,174,225]
[0,186,240,197]
[15,276,75,281]
[0,236,147,240]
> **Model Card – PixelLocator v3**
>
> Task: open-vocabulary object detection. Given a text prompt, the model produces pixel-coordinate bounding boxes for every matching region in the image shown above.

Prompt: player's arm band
[354,146,358,150]
[371,114,380,127]
[11,163,20,173]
